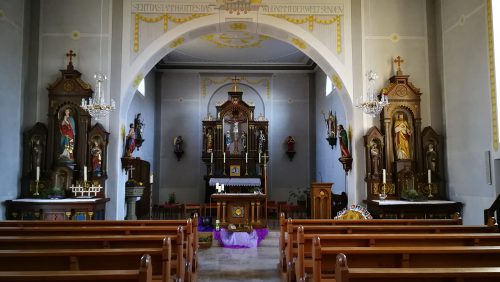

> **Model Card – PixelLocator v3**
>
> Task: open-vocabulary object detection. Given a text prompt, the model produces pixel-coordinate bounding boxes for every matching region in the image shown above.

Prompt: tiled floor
[197,231,282,282]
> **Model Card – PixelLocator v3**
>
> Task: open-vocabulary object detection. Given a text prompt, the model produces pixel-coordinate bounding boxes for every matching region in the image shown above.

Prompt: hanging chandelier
[80,0,115,120]
[355,70,388,117]
[81,74,115,120]
[218,0,261,15]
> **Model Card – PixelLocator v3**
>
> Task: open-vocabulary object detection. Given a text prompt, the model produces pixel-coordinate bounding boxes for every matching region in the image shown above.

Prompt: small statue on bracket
[124,123,136,158]
[174,135,184,161]
[338,124,353,174]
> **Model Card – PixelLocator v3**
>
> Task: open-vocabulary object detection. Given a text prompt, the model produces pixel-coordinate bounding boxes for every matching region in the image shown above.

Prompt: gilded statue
[393,113,412,160]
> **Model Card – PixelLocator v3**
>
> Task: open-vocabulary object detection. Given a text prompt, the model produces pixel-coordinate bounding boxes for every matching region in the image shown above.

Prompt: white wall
[0,0,27,219]
[440,0,496,224]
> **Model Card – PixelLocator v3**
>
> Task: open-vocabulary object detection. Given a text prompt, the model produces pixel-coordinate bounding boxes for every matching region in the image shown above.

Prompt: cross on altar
[394,56,404,75]
[66,50,76,65]
[127,165,135,178]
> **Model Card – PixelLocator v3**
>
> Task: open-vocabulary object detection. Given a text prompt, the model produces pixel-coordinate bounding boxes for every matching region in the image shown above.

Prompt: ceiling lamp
[80,0,115,120]
[355,70,388,117]
[219,0,261,15]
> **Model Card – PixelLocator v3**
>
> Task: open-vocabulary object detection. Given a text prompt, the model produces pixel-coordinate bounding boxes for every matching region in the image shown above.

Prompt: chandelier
[80,0,115,120]
[81,74,115,120]
[355,70,388,117]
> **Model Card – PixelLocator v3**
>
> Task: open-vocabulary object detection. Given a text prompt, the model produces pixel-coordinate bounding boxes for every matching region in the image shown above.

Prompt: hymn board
[202,78,268,228]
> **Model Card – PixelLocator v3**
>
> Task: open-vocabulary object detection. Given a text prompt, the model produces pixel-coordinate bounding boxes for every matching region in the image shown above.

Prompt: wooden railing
[484,193,500,225]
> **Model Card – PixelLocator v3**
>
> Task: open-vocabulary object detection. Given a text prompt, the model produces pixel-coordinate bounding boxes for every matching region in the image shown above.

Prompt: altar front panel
[211,193,266,228]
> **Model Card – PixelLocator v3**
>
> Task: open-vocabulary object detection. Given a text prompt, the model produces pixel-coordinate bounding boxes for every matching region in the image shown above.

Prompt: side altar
[363,58,462,219]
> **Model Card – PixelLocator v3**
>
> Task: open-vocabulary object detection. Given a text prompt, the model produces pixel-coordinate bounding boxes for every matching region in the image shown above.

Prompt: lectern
[311,182,333,219]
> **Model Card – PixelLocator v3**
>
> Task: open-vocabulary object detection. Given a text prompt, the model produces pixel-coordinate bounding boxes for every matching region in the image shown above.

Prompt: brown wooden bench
[311,238,500,282]
[0,218,198,277]
[0,254,152,282]
[280,217,497,275]
[293,226,500,281]
[0,231,185,281]
[334,253,500,282]
[0,244,171,281]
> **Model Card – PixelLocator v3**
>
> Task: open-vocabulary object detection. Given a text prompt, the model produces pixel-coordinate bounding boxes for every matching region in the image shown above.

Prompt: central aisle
[197,231,281,282]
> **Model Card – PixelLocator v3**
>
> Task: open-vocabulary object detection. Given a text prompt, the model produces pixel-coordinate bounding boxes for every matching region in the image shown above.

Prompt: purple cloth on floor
[213,228,268,248]
[198,216,214,232]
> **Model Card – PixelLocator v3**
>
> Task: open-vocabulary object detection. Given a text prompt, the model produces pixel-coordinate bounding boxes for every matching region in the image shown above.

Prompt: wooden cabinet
[311,182,333,219]
[5,198,109,220]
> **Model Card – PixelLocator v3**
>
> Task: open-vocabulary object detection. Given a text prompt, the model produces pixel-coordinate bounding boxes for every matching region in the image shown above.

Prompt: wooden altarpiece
[202,80,268,202]
[21,123,48,197]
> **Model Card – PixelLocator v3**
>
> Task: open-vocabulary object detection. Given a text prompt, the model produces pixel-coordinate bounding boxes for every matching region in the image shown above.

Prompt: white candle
[382,169,386,184]
[84,166,87,182]
[221,184,225,192]
[245,152,248,163]
[223,153,226,163]
[428,169,431,184]
[150,173,154,184]
[259,152,261,163]
[211,152,213,163]
[36,166,40,182]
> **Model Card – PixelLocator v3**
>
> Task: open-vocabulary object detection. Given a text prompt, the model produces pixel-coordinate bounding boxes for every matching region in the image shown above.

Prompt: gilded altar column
[251,201,255,224]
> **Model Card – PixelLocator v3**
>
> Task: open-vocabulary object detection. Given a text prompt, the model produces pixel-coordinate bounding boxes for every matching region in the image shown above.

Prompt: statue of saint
[91,140,102,177]
[241,132,247,152]
[393,113,412,160]
[59,108,75,162]
[225,131,232,153]
[258,129,266,154]
[286,136,295,152]
[325,110,337,137]
[338,124,350,157]
[124,123,136,157]
[31,136,43,172]
[426,143,438,172]
[205,128,214,153]
[174,136,184,153]
[369,141,380,174]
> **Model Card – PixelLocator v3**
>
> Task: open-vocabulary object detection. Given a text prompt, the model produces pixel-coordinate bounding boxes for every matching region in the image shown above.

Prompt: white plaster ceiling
[158,32,313,70]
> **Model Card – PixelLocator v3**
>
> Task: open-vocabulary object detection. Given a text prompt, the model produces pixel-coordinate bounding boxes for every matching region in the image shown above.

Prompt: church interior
[2,0,500,280]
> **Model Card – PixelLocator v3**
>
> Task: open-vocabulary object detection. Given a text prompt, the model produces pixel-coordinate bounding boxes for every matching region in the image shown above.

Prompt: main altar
[202,78,269,228]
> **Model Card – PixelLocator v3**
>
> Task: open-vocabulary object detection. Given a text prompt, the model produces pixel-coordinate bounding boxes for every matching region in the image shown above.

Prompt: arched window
[326,75,333,96]
[137,78,145,97]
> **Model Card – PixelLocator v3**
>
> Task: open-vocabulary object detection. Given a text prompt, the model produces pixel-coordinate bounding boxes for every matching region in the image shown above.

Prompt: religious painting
[223,109,248,155]
[57,107,77,164]
[230,165,241,176]
[392,110,413,161]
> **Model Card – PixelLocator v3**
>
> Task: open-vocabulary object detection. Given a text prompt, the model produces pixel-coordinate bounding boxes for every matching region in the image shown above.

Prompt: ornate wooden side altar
[211,193,267,228]
[5,198,109,220]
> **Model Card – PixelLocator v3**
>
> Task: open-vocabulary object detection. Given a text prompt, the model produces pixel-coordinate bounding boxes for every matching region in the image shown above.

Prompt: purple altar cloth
[213,228,268,248]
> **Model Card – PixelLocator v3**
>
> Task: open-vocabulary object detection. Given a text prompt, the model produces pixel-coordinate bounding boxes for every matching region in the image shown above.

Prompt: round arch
[120,13,353,119]
[206,83,266,116]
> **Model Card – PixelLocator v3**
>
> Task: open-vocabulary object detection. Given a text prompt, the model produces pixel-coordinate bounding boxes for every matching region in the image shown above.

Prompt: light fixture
[80,0,115,120]
[355,70,388,117]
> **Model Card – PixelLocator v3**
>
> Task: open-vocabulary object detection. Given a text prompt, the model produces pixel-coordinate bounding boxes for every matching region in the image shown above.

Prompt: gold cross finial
[394,56,404,75]
[66,50,76,65]
[232,76,241,92]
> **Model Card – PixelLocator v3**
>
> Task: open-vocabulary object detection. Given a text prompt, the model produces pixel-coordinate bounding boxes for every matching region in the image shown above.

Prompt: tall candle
[36,166,40,182]
[259,152,261,163]
[150,173,154,184]
[245,152,248,163]
[223,153,226,163]
[382,169,386,184]
[210,152,213,163]
[428,169,431,184]
[84,166,87,182]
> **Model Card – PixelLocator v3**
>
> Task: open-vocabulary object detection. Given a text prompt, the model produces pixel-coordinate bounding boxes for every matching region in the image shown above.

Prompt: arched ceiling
[156,32,315,71]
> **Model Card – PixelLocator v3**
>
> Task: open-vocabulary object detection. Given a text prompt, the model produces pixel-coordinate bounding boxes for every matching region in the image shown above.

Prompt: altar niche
[202,78,268,202]
[364,59,443,201]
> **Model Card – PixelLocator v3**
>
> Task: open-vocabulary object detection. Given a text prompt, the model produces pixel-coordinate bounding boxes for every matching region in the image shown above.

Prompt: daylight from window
[325,75,333,96]
[493,0,500,140]
[138,78,145,96]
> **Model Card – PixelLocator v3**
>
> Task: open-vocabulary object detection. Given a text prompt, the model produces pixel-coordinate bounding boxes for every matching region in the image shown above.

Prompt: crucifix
[126,165,135,179]
[394,56,404,75]
[66,50,76,66]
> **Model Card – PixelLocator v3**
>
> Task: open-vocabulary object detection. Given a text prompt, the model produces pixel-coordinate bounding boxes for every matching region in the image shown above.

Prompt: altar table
[5,198,109,220]
[211,193,267,228]
[365,199,463,219]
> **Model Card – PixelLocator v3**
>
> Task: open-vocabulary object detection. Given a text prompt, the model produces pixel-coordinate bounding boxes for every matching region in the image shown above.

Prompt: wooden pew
[293,226,500,281]
[0,243,171,282]
[0,254,153,282]
[311,237,500,282]
[280,217,498,275]
[335,253,500,282]
[278,213,473,272]
[0,231,185,281]
[0,216,200,273]
[0,219,198,278]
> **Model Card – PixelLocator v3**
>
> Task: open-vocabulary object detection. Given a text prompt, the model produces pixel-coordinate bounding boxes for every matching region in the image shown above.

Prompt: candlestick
[245,152,248,163]
[382,169,386,184]
[428,169,431,184]
[223,153,226,163]
[211,152,213,163]
[36,166,40,182]
[84,166,87,182]
[259,152,261,163]
[150,173,154,184]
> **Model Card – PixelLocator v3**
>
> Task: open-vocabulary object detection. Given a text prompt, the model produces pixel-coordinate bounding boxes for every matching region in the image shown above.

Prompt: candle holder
[378,183,388,201]
[426,183,434,198]
[33,180,40,196]
[245,162,249,176]
[70,180,102,198]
